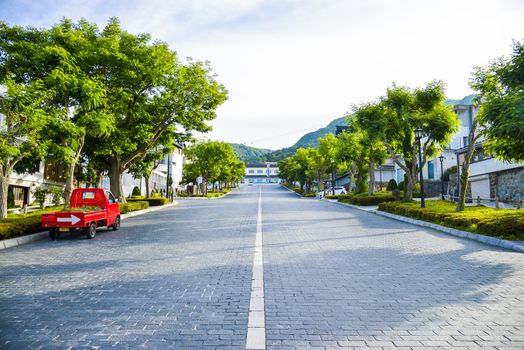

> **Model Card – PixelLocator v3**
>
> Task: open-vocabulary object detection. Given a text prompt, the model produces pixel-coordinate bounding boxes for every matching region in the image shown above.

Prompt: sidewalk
[328,199,524,253]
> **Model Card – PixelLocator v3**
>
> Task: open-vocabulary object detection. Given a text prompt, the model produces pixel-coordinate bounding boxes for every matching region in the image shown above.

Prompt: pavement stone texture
[1,184,524,349]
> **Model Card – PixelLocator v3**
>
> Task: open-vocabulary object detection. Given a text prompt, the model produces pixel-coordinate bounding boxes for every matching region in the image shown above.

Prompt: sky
[1,0,523,150]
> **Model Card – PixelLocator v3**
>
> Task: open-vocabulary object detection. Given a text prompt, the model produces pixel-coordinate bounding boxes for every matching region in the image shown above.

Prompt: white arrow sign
[57,215,81,225]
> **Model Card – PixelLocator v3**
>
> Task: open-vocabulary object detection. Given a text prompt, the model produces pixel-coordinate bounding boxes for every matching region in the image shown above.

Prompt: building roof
[245,162,278,168]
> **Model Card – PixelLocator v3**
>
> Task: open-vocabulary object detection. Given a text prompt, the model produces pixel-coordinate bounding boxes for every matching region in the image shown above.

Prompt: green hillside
[263,117,346,161]
[230,143,273,163]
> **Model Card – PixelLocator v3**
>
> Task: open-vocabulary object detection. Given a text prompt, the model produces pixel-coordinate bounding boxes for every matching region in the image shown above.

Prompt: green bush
[0,206,63,240]
[386,179,398,190]
[324,195,338,199]
[304,193,316,198]
[351,194,395,206]
[398,181,405,191]
[443,166,457,181]
[118,200,149,214]
[32,187,48,208]
[50,186,64,206]
[127,197,170,206]
[132,186,141,196]
[378,200,524,240]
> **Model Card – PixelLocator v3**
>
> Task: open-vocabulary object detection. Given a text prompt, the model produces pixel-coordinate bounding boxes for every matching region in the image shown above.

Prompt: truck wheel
[48,229,59,240]
[86,222,96,239]
[112,216,121,231]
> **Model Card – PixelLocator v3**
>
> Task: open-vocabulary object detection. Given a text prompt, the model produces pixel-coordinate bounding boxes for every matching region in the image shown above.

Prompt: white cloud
[1,0,523,149]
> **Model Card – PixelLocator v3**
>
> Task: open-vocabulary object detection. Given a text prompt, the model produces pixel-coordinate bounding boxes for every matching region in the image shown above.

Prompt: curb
[329,200,524,254]
[174,189,236,200]
[280,185,303,197]
[0,201,178,251]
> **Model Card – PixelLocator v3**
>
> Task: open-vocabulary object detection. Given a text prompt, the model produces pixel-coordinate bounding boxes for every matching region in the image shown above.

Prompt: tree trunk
[0,169,10,219]
[63,162,75,208]
[368,159,375,196]
[456,121,478,212]
[145,175,150,198]
[109,157,125,202]
[403,169,414,201]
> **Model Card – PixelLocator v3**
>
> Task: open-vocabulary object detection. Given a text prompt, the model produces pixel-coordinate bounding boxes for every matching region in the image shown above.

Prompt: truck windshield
[82,192,95,199]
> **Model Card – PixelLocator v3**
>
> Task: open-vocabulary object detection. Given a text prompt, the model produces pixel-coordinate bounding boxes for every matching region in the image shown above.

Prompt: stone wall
[494,167,524,201]
[423,180,448,197]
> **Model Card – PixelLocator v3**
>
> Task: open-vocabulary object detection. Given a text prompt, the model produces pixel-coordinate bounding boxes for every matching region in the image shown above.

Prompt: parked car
[41,188,121,240]
[321,186,347,196]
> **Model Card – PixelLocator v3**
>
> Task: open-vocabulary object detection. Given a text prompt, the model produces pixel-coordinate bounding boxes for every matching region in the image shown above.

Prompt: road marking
[57,215,81,225]
[246,187,266,349]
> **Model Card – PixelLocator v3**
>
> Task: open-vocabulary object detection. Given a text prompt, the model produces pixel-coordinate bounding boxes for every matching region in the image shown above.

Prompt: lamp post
[331,158,335,196]
[439,154,445,200]
[415,127,425,208]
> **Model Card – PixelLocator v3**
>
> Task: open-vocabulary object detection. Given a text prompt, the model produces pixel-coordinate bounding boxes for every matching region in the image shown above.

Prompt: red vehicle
[41,188,121,240]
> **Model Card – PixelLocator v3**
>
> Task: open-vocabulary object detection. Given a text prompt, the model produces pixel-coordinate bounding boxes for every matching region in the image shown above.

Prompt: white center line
[246,187,266,349]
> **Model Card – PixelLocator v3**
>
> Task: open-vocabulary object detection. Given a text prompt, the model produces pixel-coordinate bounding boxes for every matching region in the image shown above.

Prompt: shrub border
[332,201,524,254]
[0,201,178,251]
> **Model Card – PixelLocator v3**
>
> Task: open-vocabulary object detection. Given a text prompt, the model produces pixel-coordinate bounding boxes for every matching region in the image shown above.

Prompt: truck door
[105,191,119,225]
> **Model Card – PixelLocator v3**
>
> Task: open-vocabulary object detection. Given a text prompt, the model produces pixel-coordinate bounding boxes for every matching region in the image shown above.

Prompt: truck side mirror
[115,198,119,203]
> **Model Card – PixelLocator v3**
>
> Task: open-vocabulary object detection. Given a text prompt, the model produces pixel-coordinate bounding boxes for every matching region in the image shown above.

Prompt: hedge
[378,200,524,240]
[118,200,149,214]
[338,192,395,206]
[126,197,170,206]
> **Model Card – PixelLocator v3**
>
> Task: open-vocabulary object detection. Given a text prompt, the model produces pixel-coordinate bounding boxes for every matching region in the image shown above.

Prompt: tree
[359,81,459,200]
[0,78,50,218]
[470,39,524,162]
[90,19,227,201]
[182,141,243,194]
[351,106,388,195]
[317,133,339,193]
[1,20,112,208]
[336,129,369,194]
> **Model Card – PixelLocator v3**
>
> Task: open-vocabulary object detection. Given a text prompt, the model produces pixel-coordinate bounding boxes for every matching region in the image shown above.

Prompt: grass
[379,200,524,240]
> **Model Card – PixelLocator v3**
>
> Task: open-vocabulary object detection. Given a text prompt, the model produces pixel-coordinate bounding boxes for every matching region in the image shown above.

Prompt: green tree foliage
[335,129,369,194]
[182,141,245,193]
[0,77,51,218]
[358,81,459,200]
[86,19,228,200]
[470,39,524,162]
[351,106,388,195]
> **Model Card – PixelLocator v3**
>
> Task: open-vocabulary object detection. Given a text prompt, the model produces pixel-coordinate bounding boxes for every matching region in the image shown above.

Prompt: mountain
[230,143,273,163]
[445,94,476,106]
[263,116,346,161]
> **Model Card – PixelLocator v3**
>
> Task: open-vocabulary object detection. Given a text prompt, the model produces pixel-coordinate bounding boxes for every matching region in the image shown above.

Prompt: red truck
[41,188,121,240]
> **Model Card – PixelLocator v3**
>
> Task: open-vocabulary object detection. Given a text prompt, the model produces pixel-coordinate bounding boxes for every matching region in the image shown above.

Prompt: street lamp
[438,154,445,200]
[331,158,335,196]
[414,127,425,208]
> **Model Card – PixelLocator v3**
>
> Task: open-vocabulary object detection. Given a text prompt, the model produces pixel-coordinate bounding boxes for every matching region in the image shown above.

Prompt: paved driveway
[1,184,523,349]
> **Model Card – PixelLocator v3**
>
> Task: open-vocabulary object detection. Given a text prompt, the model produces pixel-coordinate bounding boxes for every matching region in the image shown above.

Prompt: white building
[244,162,280,183]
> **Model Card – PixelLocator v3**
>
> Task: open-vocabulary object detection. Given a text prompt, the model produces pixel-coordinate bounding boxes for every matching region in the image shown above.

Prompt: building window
[44,161,65,183]
[257,170,263,174]
[463,136,469,148]
[248,170,254,174]
[427,161,434,179]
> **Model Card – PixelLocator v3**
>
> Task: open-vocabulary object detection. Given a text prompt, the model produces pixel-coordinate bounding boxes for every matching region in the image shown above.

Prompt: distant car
[333,186,347,195]
[321,186,347,196]
[248,183,253,186]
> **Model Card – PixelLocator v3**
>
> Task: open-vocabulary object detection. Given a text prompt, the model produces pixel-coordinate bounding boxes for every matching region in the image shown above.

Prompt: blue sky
[1,0,524,149]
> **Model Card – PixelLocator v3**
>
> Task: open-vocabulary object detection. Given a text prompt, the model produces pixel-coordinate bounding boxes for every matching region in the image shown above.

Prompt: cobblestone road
[1,184,524,349]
